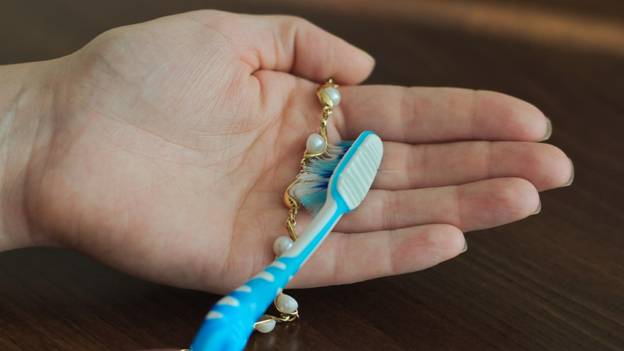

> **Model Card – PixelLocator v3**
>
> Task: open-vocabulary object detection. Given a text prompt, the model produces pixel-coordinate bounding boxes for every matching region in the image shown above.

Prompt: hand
[18,10,572,293]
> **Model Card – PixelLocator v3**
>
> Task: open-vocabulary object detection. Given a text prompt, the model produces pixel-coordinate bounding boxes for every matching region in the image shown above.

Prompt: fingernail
[540,117,552,141]
[461,240,468,253]
[565,157,575,186]
[533,200,542,215]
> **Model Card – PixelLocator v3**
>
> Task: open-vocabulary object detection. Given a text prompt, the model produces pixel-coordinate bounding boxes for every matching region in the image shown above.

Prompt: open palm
[28,10,572,294]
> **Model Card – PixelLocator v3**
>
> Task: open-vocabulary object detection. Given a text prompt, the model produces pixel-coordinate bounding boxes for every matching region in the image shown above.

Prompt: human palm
[28,10,572,294]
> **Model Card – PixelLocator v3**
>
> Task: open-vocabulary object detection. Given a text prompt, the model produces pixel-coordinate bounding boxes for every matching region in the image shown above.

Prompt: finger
[333,86,550,143]
[290,224,465,288]
[199,11,375,84]
[336,177,540,234]
[375,141,573,191]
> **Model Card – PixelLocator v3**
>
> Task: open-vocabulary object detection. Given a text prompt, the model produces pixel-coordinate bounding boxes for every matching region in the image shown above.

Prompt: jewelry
[253,78,340,333]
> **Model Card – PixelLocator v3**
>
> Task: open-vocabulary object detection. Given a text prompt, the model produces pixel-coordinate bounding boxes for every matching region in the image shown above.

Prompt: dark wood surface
[1,1,623,350]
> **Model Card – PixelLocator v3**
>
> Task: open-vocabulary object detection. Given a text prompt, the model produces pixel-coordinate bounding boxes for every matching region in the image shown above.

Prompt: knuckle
[382,191,399,229]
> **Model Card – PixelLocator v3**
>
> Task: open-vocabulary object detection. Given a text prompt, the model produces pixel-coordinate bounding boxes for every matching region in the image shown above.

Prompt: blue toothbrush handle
[190,203,344,351]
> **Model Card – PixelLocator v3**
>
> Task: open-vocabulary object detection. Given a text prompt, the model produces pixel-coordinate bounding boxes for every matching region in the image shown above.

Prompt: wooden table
[2,1,623,350]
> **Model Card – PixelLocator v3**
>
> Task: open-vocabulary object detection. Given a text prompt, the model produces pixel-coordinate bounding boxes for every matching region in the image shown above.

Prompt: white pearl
[318,86,341,107]
[275,293,298,314]
[273,236,293,256]
[254,317,276,333]
[306,133,326,154]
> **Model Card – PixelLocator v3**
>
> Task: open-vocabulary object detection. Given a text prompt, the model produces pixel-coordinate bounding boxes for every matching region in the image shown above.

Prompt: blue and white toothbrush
[190,130,384,351]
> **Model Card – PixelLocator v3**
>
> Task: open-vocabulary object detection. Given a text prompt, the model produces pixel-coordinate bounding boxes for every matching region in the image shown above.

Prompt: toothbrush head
[290,131,383,214]
[329,131,383,212]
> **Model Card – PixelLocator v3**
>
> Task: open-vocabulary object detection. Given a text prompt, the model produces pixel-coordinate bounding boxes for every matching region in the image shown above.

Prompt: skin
[0,10,573,349]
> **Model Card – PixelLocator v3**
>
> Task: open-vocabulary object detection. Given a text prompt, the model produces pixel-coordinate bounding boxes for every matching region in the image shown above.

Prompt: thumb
[189,10,375,84]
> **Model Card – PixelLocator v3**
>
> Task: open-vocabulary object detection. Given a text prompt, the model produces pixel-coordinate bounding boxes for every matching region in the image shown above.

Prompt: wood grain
[1,1,623,350]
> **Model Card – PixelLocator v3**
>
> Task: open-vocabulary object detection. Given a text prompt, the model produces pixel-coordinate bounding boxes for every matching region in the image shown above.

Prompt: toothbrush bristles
[290,141,353,215]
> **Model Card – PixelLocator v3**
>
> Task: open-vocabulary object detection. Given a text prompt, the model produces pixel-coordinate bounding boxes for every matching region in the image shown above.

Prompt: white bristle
[335,133,383,210]
[290,141,353,214]
[289,132,383,214]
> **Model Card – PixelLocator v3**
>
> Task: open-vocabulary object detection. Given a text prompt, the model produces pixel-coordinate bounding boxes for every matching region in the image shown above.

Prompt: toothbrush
[190,130,384,351]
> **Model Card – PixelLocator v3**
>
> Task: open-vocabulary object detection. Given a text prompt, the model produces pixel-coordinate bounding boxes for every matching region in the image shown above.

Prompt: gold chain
[249,78,338,336]
[183,79,338,348]
[283,78,337,241]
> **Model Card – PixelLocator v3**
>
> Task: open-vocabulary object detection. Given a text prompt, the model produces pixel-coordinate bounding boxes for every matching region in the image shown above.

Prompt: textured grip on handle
[190,202,344,351]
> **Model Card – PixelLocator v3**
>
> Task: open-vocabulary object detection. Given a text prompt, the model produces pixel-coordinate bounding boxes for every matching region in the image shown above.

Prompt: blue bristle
[289,140,354,215]
[299,191,327,214]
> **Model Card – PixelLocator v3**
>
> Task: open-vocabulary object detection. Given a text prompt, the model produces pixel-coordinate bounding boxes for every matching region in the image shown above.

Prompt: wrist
[0,60,60,251]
